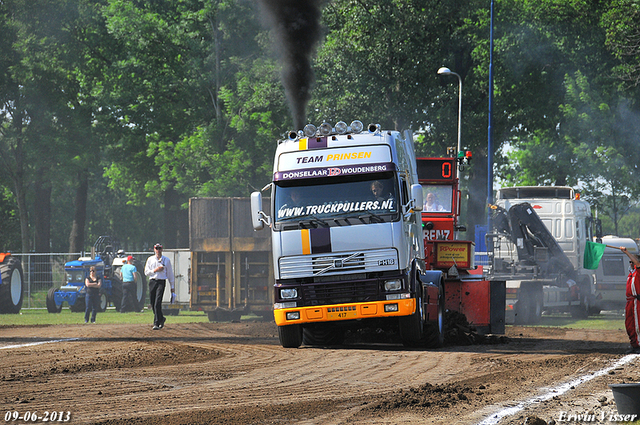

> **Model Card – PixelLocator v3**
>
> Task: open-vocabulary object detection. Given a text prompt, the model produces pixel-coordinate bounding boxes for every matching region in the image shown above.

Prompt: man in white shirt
[424,192,445,212]
[145,243,175,330]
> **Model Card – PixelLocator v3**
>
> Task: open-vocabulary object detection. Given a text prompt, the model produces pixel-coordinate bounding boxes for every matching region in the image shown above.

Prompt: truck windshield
[274,175,399,227]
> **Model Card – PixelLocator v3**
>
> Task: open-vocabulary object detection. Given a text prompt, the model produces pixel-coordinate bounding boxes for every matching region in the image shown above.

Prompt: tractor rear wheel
[69,298,85,312]
[99,291,108,312]
[111,276,123,311]
[133,262,147,312]
[46,287,62,313]
[0,256,24,314]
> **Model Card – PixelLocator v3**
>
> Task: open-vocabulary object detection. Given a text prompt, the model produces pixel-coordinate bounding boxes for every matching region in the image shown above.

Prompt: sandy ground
[1,320,639,425]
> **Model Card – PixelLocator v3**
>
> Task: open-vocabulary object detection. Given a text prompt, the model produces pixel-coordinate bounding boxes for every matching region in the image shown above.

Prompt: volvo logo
[334,259,344,268]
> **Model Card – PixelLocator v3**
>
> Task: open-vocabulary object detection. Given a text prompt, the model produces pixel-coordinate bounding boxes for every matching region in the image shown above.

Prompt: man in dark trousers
[144,243,175,330]
[621,246,640,354]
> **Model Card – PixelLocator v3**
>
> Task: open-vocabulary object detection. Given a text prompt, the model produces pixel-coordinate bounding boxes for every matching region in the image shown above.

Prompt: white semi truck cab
[251,121,448,348]
[489,186,598,323]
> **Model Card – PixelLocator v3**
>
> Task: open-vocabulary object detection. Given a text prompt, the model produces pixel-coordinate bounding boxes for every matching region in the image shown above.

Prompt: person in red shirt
[621,246,640,354]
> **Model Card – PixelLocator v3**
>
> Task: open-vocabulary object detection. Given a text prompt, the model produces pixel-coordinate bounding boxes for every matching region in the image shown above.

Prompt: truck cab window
[274,174,399,228]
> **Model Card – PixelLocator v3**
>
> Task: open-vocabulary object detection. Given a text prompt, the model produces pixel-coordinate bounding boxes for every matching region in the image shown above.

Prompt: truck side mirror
[250,192,270,231]
[411,184,423,212]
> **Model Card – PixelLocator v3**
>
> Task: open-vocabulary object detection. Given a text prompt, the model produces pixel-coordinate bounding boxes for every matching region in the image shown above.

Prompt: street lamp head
[437,67,452,75]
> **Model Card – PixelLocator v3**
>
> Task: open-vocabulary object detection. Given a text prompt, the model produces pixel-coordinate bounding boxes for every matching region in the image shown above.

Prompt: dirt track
[1,320,639,425]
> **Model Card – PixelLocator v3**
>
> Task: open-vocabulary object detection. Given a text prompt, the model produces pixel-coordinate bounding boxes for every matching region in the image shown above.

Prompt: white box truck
[593,236,639,311]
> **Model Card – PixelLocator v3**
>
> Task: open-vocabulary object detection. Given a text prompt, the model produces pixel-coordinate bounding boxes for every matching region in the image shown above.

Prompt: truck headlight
[386,293,411,300]
[286,311,301,320]
[384,279,402,291]
[274,302,297,310]
[280,288,298,299]
[384,303,399,312]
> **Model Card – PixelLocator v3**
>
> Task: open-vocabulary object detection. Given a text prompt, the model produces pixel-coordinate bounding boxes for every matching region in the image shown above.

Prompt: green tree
[560,71,638,235]
[99,0,284,247]
[602,0,640,95]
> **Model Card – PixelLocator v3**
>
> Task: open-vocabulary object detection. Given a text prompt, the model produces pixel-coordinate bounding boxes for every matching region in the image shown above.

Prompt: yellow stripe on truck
[273,299,416,326]
[298,138,307,151]
[301,229,311,255]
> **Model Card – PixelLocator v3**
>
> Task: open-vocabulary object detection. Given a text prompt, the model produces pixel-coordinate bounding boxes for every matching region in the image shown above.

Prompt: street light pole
[437,67,462,178]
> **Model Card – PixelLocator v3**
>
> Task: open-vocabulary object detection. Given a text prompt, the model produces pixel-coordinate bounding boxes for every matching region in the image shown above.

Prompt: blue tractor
[46,236,146,313]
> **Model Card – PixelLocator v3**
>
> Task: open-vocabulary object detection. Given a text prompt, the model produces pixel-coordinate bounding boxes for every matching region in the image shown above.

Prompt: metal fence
[12,252,150,309]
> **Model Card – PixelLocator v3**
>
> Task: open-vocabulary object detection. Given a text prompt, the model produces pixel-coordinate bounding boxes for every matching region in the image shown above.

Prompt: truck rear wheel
[46,287,62,313]
[514,284,542,325]
[424,286,444,348]
[570,294,589,319]
[278,324,303,348]
[0,256,24,314]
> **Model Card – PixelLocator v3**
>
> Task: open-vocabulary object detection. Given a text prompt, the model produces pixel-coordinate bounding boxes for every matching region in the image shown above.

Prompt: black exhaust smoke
[257,0,324,130]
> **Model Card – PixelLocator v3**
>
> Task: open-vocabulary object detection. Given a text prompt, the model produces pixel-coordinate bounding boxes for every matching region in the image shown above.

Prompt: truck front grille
[279,248,398,279]
[301,279,379,306]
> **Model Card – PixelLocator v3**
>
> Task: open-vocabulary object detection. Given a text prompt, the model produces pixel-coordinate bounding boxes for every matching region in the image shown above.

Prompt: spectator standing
[145,243,175,330]
[120,255,139,313]
[84,267,102,324]
[621,246,640,354]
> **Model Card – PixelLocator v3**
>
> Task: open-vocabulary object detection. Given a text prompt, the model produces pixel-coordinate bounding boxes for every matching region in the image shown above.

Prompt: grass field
[532,311,626,331]
[0,308,214,326]
[0,308,627,330]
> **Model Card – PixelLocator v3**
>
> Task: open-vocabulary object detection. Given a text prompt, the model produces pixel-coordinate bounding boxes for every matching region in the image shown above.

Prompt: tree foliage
[1,0,640,251]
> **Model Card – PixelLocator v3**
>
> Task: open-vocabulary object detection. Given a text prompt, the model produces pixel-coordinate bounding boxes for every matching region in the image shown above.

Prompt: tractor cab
[417,154,474,274]
[416,150,504,335]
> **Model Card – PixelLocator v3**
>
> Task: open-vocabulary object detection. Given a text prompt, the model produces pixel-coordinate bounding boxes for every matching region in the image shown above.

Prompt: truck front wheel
[399,291,425,347]
[278,324,303,348]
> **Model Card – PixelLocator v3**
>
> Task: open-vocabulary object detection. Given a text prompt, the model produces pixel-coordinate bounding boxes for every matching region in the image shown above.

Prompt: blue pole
[488,0,494,208]
[487,0,495,249]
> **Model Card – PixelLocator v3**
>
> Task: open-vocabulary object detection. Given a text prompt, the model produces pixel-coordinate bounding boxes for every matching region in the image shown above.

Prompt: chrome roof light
[350,120,364,134]
[368,123,381,134]
[335,121,348,134]
[303,124,317,137]
[319,122,333,136]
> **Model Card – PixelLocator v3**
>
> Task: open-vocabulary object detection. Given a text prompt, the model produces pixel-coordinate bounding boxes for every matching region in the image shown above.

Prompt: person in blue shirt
[120,256,140,313]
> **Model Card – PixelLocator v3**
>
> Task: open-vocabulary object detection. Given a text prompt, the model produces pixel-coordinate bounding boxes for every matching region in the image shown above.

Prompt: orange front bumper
[274,298,416,326]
